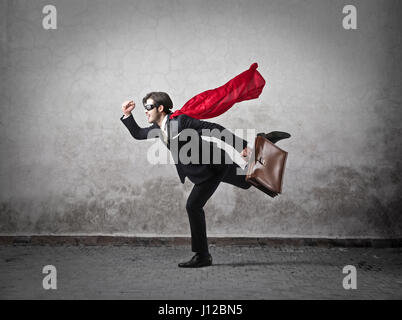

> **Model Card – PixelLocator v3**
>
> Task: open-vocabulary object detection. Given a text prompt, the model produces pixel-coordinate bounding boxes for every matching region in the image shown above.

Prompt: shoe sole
[178,261,213,268]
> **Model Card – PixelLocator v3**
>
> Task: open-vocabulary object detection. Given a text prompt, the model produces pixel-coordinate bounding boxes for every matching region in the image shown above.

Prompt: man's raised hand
[122,100,135,116]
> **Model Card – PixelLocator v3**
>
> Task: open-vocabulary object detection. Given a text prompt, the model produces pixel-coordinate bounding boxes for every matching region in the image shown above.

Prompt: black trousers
[185,163,251,254]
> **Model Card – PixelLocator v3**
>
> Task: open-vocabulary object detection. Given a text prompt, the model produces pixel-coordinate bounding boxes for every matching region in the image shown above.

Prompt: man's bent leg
[221,163,251,189]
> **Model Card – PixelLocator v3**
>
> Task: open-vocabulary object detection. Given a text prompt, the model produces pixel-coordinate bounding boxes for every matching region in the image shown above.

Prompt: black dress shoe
[257,131,291,144]
[178,253,213,268]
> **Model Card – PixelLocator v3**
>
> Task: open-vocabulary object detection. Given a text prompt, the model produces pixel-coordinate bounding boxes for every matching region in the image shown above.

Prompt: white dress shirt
[160,114,168,135]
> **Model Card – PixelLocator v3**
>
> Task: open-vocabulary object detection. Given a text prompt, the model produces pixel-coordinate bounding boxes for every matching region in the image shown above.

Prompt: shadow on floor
[213,261,354,268]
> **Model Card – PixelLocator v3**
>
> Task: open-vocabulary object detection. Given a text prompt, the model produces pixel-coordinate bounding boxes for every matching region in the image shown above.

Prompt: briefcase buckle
[257,157,266,166]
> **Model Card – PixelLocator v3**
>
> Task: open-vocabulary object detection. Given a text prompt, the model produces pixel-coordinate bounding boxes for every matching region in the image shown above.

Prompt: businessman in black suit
[121,92,290,268]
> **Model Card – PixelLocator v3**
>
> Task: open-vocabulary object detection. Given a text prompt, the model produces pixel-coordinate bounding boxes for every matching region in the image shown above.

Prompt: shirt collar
[161,114,168,132]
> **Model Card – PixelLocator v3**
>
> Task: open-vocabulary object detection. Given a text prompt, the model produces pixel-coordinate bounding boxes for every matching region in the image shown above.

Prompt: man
[121,92,290,268]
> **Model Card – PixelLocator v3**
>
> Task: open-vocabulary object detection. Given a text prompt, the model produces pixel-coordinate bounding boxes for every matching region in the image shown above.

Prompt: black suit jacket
[121,113,248,184]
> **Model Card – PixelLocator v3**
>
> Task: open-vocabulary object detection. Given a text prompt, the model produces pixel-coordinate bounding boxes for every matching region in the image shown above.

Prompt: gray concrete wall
[1,0,401,238]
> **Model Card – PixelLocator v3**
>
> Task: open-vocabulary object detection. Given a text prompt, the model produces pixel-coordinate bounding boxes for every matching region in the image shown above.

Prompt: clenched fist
[122,100,135,116]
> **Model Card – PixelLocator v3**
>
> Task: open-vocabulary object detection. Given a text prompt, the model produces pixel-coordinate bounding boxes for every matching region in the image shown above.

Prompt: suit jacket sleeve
[120,114,159,140]
[179,115,248,153]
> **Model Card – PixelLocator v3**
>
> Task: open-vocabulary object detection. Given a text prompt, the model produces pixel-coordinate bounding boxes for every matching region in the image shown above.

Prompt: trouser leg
[186,177,221,254]
[221,163,252,189]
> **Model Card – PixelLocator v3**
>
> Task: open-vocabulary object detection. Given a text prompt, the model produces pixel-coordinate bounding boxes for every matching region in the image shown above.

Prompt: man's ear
[158,105,165,113]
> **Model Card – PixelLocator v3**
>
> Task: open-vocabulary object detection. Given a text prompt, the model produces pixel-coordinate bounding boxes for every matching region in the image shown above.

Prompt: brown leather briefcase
[245,135,288,198]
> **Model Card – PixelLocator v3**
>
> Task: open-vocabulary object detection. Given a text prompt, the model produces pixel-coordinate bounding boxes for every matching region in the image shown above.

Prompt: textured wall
[1,0,401,238]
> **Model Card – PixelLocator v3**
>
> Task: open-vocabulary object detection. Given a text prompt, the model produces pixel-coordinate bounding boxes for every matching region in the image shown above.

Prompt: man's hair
[142,92,173,113]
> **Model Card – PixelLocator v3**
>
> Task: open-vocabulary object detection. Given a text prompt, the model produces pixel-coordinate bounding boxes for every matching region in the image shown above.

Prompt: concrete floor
[0,244,401,299]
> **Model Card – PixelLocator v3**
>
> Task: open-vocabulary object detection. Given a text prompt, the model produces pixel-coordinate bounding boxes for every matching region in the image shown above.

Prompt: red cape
[169,63,266,119]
